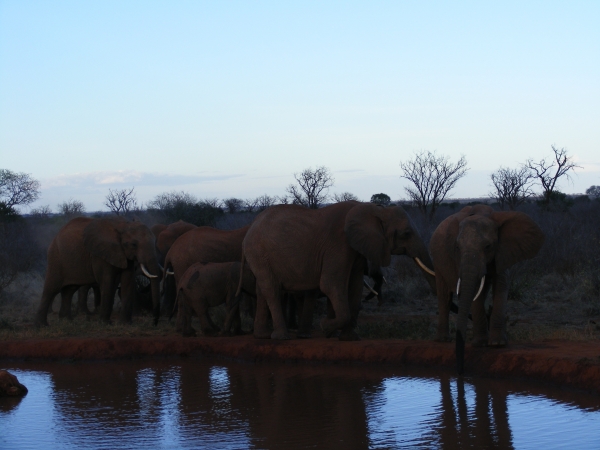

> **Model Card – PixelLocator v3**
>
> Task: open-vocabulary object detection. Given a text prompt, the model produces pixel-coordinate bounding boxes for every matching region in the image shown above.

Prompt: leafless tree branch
[400,151,468,220]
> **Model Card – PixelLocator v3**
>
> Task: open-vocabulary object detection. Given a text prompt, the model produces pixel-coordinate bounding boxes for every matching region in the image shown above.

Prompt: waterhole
[1,359,599,449]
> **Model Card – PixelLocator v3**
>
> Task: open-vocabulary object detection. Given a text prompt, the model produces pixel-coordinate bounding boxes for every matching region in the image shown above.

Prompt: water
[1,359,600,449]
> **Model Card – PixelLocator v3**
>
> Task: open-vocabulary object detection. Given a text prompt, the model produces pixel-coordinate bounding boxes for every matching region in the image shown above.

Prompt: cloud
[42,170,244,189]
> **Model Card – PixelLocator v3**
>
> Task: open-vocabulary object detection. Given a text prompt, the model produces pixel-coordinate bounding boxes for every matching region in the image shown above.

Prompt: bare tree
[200,198,222,209]
[244,198,259,213]
[333,192,359,202]
[29,205,52,220]
[255,194,278,211]
[526,145,581,203]
[490,166,535,210]
[400,151,468,220]
[57,199,85,217]
[286,166,334,209]
[0,169,41,210]
[104,187,138,216]
[223,198,244,213]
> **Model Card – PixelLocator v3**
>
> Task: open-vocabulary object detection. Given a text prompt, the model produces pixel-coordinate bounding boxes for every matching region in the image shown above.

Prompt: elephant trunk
[150,278,161,326]
[455,270,483,375]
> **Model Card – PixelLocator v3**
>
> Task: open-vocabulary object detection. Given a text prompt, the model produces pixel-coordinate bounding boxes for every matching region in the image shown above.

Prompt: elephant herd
[34,201,544,373]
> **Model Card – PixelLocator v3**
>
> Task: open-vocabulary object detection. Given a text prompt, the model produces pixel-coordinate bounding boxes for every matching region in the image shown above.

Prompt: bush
[147,191,224,226]
[0,218,42,295]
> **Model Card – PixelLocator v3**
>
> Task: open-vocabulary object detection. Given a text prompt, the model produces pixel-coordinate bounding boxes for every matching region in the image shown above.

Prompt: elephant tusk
[141,264,158,279]
[363,280,378,296]
[383,276,388,285]
[456,278,461,295]
[414,257,435,277]
[473,276,486,302]
[166,270,175,276]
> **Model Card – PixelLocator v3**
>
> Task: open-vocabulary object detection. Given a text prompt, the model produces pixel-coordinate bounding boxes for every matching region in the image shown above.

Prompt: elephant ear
[83,219,128,269]
[491,211,544,273]
[344,203,392,267]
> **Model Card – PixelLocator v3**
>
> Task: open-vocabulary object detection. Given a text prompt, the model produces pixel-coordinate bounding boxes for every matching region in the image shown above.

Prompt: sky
[1,1,599,212]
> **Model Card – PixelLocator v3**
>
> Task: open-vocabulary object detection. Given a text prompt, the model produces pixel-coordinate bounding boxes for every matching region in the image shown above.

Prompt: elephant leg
[76,286,92,316]
[254,280,288,340]
[489,271,509,346]
[91,285,101,313]
[35,290,59,327]
[119,270,135,324]
[471,278,492,347]
[297,291,316,339]
[221,297,241,336]
[178,291,196,337]
[198,297,219,336]
[435,278,453,342]
[59,285,78,320]
[338,261,364,341]
[99,275,119,324]
[321,282,354,336]
[34,270,64,326]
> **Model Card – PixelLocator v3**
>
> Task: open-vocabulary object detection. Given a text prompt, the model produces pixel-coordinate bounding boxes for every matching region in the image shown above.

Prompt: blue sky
[1,1,599,211]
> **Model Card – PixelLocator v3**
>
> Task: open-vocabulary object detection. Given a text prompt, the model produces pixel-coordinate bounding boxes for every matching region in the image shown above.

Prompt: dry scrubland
[1,198,599,344]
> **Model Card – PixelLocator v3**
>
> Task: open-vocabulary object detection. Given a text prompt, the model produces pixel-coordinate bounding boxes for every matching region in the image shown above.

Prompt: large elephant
[242,201,436,340]
[164,224,251,319]
[34,217,163,326]
[177,261,256,337]
[154,220,197,266]
[429,204,544,374]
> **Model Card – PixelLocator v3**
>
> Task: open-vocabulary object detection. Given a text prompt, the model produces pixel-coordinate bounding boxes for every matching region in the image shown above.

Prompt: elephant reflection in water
[181,364,379,448]
[437,376,513,448]
[39,362,183,440]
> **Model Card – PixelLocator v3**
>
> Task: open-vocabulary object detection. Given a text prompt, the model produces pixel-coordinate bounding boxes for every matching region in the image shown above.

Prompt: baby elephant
[177,261,256,337]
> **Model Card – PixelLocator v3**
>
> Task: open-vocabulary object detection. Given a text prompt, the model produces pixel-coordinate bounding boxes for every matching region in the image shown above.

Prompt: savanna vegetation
[1,151,599,343]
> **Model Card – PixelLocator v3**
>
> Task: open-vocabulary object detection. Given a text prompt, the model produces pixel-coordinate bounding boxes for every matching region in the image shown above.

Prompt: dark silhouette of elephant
[164,225,251,325]
[242,201,435,340]
[34,217,163,326]
[154,220,197,266]
[177,261,256,337]
[429,204,544,374]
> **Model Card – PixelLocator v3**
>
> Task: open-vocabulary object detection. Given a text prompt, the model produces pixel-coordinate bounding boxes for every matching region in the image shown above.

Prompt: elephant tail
[235,254,246,298]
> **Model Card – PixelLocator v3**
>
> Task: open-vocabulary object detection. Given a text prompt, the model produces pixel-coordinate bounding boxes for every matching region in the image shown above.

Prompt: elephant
[242,201,436,340]
[429,204,544,374]
[150,223,167,239]
[0,370,28,397]
[34,217,163,326]
[177,261,256,337]
[154,220,197,266]
[362,263,386,305]
[165,224,251,321]
[75,284,101,316]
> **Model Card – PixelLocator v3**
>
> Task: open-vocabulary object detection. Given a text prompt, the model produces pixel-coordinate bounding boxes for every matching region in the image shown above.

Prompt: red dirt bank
[1,336,599,394]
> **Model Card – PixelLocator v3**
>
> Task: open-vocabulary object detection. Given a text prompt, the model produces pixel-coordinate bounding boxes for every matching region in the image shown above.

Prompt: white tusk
[456,278,461,295]
[415,257,435,277]
[473,276,486,302]
[383,276,388,285]
[166,270,175,276]
[363,280,378,296]
[141,264,158,279]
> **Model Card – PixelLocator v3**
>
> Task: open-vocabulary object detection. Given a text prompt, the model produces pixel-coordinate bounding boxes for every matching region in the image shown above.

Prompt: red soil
[1,335,599,394]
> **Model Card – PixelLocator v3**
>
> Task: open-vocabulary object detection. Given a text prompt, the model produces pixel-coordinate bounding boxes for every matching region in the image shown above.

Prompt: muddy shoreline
[1,335,599,394]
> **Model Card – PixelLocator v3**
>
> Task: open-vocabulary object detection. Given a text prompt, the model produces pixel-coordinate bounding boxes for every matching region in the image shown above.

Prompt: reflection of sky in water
[364,377,439,447]
[2,364,600,449]
[509,395,600,449]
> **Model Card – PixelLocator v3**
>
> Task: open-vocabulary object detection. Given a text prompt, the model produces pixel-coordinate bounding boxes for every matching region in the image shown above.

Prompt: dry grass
[1,253,599,343]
